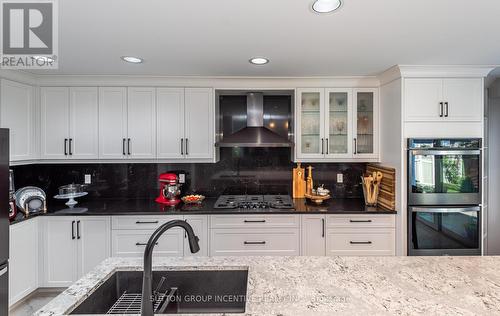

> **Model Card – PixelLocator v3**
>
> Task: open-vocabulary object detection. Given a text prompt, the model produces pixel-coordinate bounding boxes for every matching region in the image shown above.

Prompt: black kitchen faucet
[141,220,200,316]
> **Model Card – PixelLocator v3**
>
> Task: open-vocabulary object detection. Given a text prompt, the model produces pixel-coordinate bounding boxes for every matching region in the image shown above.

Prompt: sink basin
[69,269,248,314]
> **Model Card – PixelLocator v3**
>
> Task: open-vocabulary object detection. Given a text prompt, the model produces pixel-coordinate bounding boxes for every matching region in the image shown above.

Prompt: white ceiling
[31,0,500,77]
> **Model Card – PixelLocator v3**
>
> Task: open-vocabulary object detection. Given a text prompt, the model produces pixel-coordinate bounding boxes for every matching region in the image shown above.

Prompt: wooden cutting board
[366,164,396,211]
[292,163,306,198]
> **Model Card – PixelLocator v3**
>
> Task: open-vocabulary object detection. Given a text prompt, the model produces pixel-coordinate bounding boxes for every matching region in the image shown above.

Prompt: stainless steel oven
[408,139,481,206]
[408,206,481,256]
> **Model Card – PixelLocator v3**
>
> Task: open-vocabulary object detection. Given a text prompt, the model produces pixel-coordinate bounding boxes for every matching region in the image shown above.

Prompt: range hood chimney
[216,92,292,147]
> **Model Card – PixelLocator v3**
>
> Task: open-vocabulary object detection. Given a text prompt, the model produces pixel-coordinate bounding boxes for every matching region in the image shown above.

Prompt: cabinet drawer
[112,215,182,230]
[210,228,299,256]
[111,230,183,257]
[326,214,395,228]
[210,215,299,229]
[326,228,395,256]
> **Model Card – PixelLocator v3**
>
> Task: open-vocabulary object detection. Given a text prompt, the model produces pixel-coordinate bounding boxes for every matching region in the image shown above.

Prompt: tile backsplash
[12,148,365,203]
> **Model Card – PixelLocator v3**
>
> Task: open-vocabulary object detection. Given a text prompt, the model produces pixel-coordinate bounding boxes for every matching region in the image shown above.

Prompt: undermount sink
[69,269,248,315]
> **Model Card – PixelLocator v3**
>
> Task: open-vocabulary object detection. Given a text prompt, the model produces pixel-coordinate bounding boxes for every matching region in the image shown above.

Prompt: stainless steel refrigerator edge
[0,129,9,314]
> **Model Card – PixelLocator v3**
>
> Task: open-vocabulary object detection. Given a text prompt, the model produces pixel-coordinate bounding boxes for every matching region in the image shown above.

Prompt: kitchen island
[35,256,500,316]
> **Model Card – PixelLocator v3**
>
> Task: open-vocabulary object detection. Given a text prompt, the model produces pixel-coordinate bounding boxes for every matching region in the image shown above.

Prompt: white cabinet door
[184,88,213,159]
[296,88,326,160]
[404,78,443,121]
[157,88,185,159]
[77,217,111,276]
[42,217,78,287]
[0,79,35,162]
[111,229,184,257]
[9,219,38,306]
[127,88,156,158]
[41,87,70,159]
[69,87,99,159]
[443,78,483,122]
[99,87,127,159]
[324,89,353,159]
[184,215,208,257]
[301,215,325,256]
[353,88,379,159]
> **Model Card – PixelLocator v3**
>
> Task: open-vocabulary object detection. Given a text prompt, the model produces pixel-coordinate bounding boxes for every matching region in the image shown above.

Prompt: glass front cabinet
[296,88,378,161]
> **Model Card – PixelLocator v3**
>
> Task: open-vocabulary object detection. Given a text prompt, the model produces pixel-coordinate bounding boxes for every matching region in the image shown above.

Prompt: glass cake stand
[54,192,88,208]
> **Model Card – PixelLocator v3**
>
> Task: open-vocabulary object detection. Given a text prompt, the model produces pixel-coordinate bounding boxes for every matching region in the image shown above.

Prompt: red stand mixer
[155,173,182,205]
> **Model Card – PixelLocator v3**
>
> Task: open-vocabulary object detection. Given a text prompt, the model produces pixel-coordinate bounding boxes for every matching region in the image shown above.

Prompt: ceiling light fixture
[312,0,342,13]
[249,57,269,65]
[121,56,144,64]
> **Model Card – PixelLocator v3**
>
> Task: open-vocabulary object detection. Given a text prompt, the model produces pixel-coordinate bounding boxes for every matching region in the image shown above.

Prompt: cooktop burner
[214,195,294,210]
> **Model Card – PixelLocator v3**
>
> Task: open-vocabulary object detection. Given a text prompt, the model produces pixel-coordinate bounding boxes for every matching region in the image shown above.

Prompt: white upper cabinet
[404,78,483,122]
[296,87,378,161]
[184,88,214,159]
[70,87,99,159]
[41,87,99,159]
[0,79,36,162]
[41,87,70,159]
[157,88,185,159]
[99,87,128,159]
[127,87,156,159]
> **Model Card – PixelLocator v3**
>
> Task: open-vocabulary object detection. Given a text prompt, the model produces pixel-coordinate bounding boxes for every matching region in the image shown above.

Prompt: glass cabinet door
[326,89,352,157]
[354,89,378,157]
[297,89,324,158]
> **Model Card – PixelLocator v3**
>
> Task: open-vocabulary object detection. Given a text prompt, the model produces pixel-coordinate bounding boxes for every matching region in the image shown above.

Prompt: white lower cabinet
[301,215,326,256]
[9,218,38,306]
[301,214,396,256]
[110,215,208,257]
[41,216,110,287]
[210,215,300,256]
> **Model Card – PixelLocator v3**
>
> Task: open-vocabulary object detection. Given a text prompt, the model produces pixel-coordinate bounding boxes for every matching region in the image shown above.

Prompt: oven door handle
[409,149,481,156]
[410,206,480,213]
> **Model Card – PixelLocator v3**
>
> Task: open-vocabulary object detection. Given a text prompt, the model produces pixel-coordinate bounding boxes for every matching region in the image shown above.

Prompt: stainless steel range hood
[216,92,292,147]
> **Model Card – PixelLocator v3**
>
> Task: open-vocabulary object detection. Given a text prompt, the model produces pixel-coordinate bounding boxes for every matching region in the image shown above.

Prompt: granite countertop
[10,198,396,224]
[35,256,500,316]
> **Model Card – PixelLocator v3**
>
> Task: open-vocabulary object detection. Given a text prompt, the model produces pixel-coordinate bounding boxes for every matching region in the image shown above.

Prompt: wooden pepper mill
[306,165,314,195]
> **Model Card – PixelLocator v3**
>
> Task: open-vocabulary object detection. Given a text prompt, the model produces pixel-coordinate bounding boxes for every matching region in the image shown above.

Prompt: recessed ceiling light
[312,0,342,13]
[249,57,269,65]
[121,56,143,64]
[33,55,55,63]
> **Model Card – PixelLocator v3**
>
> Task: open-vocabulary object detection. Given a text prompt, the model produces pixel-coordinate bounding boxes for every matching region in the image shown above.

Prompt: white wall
[380,78,405,255]
[487,78,500,254]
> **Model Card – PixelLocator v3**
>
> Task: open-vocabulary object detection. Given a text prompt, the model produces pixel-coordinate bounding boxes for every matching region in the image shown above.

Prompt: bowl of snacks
[181,194,205,204]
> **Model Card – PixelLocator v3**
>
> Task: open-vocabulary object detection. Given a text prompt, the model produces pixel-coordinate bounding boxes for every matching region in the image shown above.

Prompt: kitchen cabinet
[295,88,378,161]
[184,215,208,257]
[41,216,110,287]
[210,215,300,256]
[41,87,99,159]
[325,214,395,256]
[111,215,184,257]
[127,87,156,158]
[0,79,36,162]
[98,87,127,159]
[404,78,483,122]
[9,218,38,306]
[157,88,214,160]
[300,215,326,256]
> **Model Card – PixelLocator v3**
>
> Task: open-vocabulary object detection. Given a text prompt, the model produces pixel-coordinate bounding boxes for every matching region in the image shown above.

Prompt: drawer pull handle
[244,220,266,223]
[349,220,372,223]
[136,221,159,224]
[350,241,372,245]
[136,242,158,246]
[244,241,266,245]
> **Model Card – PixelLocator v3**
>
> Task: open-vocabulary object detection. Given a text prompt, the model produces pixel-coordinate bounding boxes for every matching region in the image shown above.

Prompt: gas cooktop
[214,195,295,210]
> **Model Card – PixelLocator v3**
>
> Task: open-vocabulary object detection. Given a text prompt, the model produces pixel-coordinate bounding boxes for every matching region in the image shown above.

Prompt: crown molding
[0,69,39,85]
[397,65,497,78]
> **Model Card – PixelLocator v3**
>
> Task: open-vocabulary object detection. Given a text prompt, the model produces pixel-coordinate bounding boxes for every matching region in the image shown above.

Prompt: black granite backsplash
[12,148,365,203]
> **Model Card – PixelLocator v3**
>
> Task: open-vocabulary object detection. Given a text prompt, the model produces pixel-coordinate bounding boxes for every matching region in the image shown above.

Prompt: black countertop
[10,197,396,225]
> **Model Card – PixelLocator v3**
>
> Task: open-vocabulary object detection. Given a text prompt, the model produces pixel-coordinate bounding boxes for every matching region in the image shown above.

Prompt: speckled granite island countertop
[35,256,500,316]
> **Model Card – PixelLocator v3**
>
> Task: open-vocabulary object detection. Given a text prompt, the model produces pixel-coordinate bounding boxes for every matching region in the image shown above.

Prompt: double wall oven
[408,139,482,256]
